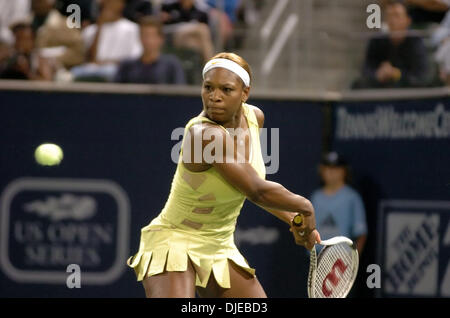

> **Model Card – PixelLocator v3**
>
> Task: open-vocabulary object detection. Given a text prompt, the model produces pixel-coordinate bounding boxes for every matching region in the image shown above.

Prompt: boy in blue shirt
[311,152,367,255]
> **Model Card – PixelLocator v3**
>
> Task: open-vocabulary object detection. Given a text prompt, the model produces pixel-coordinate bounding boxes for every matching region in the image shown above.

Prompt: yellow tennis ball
[35,143,63,166]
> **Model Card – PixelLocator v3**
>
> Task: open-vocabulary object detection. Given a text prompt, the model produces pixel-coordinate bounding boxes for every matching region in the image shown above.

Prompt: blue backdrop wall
[0,90,323,297]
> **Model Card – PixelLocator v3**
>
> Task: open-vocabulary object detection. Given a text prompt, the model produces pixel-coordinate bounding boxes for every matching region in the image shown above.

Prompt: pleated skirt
[127,217,255,288]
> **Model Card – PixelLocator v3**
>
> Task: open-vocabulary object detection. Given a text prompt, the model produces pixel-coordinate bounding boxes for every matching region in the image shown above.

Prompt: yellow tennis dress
[127,103,266,288]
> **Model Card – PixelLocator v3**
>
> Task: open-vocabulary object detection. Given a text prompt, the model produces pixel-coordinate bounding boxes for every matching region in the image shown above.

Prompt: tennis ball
[35,143,63,166]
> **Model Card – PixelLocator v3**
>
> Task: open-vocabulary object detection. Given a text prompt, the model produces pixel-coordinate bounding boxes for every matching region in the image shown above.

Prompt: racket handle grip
[292,214,303,227]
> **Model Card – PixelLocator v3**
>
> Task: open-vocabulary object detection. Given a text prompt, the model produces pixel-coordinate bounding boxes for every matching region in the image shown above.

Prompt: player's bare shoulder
[183,122,229,168]
[247,104,264,128]
[187,122,227,149]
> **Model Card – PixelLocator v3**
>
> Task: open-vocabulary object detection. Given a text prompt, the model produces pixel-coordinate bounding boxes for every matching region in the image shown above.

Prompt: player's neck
[221,107,244,130]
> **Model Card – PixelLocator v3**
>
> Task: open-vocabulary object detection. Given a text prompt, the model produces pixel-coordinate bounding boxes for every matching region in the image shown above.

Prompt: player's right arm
[183,123,314,218]
[183,123,319,248]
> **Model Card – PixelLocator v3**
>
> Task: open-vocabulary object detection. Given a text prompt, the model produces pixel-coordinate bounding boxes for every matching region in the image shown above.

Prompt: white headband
[202,58,250,87]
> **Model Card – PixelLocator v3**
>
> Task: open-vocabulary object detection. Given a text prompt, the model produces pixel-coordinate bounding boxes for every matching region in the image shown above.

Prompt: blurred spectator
[160,0,214,62]
[123,0,154,23]
[71,0,143,81]
[431,10,450,46]
[161,0,209,25]
[431,10,450,85]
[0,39,13,77]
[114,16,186,84]
[381,0,449,26]
[353,1,429,89]
[0,22,53,80]
[0,0,31,45]
[0,40,11,70]
[207,0,239,24]
[206,0,240,50]
[311,152,367,256]
[30,0,85,70]
[405,0,449,26]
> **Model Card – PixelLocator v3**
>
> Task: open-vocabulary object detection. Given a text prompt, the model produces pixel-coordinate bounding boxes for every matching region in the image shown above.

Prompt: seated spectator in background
[431,10,450,85]
[0,22,53,80]
[207,0,240,25]
[206,0,240,50]
[160,0,214,62]
[114,17,186,84]
[353,1,429,89]
[71,0,142,81]
[381,0,449,26]
[405,0,449,25]
[123,0,154,23]
[0,40,11,72]
[30,0,85,70]
[0,0,30,45]
[311,152,367,257]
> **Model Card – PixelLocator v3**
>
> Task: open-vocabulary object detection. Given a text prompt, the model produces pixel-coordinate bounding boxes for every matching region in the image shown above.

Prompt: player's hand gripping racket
[293,215,359,298]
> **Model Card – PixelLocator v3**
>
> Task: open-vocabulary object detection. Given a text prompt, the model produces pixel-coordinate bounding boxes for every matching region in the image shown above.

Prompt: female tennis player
[127,52,321,298]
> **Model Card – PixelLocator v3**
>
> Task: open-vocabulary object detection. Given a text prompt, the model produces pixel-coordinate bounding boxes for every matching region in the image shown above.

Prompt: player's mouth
[208,106,225,114]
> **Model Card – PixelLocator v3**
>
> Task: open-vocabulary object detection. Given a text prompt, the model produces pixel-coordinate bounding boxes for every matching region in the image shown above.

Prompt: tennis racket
[293,215,359,298]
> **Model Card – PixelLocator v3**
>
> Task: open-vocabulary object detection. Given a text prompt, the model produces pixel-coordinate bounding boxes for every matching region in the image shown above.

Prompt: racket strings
[313,243,356,298]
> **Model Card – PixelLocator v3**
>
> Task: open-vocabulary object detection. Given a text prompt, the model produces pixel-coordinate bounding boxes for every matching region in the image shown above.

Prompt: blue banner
[332,98,450,297]
[0,90,322,297]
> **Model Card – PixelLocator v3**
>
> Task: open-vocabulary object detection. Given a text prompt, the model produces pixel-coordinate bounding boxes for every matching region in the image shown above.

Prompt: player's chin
[208,111,226,121]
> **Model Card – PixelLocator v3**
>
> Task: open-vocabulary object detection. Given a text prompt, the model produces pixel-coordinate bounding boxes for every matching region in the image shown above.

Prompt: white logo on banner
[235,226,279,247]
[336,103,450,139]
[378,200,450,297]
[24,194,96,221]
[0,178,130,285]
[384,213,439,296]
